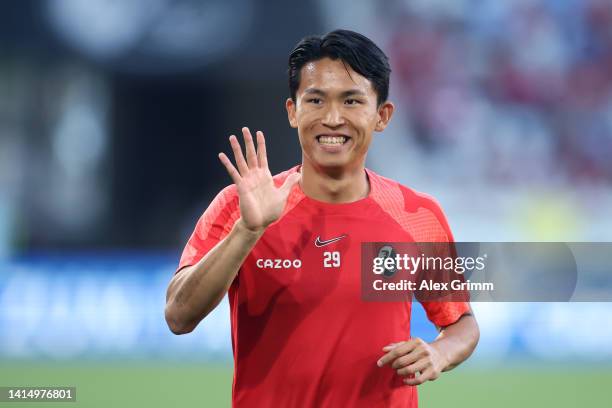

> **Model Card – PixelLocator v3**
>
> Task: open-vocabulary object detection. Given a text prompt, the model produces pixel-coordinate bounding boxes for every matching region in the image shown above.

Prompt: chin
[314,158,352,171]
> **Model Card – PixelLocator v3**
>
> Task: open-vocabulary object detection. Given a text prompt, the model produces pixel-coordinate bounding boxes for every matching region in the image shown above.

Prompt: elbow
[473,321,481,350]
[167,320,194,336]
[165,303,196,335]
[471,314,481,344]
[466,314,480,354]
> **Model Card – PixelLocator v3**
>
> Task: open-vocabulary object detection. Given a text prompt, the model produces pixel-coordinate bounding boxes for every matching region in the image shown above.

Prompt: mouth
[316,135,351,145]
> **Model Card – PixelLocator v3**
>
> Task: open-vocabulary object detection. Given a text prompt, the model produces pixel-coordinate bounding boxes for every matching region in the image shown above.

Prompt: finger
[256,131,268,169]
[242,127,258,169]
[403,368,435,386]
[229,135,249,175]
[391,349,424,370]
[279,172,301,196]
[382,342,403,352]
[218,153,241,184]
[378,341,419,367]
[397,358,429,377]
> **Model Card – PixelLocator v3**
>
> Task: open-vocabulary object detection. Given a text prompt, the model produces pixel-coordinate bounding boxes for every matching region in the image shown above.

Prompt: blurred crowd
[1,0,611,251]
[383,0,612,185]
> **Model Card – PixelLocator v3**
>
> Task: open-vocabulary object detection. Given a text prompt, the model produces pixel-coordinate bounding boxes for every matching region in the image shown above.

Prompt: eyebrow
[303,88,368,98]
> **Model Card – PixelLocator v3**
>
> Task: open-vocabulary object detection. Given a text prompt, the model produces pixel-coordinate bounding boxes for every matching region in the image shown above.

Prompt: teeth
[318,136,347,145]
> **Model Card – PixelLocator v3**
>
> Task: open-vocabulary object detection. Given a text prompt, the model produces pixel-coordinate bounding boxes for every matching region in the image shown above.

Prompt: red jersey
[177,165,470,407]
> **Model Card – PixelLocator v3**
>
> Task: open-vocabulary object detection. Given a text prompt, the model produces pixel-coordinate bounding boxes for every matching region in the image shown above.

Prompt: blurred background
[1,0,612,406]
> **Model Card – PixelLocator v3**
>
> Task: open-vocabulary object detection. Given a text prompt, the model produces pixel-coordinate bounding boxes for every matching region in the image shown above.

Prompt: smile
[316,135,350,145]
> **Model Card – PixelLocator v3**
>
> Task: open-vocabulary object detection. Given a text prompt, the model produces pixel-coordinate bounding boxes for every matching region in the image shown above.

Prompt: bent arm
[165,219,263,334]
[432,313,480,371]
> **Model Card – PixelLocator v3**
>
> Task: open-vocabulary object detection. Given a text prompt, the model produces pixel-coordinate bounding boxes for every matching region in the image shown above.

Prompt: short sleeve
[176,185,240,274]
[420,300,471,328]
[417,197,471,327]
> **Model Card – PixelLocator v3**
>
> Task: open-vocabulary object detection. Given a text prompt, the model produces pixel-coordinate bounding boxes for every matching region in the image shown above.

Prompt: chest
[236,213,410,313]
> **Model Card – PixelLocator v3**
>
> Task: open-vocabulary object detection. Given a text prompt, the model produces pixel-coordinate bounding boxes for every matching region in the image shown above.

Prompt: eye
[345,99,361,105]
[307,98,322,104]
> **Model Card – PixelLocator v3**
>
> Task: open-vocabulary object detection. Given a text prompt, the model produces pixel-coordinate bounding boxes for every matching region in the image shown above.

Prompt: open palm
[218,127,301,233]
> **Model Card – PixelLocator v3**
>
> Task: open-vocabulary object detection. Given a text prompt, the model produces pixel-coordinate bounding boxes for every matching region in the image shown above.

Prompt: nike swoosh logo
[315,234,347,247]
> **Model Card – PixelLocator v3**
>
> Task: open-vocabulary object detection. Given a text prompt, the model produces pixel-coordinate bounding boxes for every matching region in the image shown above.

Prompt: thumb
[279,172,301,196]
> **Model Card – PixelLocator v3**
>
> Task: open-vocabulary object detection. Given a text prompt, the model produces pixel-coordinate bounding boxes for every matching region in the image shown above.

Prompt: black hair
[288,29,391,106]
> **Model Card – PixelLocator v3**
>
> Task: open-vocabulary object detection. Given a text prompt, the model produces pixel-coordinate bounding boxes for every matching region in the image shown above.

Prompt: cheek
[293,106,311,125]
[352,111,379,132]
[297,108,321,125]
[357,135,373,152]
[297,128,314,150]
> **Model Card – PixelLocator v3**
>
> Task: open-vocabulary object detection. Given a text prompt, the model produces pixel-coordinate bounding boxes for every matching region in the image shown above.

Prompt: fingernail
[377,360,383,367]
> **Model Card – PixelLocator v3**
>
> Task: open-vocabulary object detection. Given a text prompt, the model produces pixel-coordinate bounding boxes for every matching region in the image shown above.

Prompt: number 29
[323,251,340,268]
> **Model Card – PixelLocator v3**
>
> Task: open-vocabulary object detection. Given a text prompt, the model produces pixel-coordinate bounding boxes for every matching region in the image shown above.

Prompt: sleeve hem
[428,302,471,327]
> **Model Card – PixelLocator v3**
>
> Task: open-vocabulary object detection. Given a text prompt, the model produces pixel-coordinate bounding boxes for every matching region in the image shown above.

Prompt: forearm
[165,219,263,334]
[431,313,479,371]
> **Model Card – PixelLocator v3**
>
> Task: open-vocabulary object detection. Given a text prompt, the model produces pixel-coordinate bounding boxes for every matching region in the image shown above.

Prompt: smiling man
[165,29,479,407]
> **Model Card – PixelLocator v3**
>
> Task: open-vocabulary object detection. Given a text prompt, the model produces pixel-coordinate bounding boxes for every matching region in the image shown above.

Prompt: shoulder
[207,183,239,214]
[194,184,240,234]
[271,165,301,187]
[369,169,444,212]
[367,169,454,241]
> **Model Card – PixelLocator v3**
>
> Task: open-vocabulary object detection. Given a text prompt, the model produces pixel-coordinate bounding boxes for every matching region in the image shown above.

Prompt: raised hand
[218,127,301,233]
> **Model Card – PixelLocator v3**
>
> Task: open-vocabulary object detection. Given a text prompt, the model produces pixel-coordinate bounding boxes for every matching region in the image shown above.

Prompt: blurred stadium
[1,0,612,407]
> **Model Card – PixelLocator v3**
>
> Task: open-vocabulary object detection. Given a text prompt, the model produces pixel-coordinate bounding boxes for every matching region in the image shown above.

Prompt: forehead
[297,57,375,96]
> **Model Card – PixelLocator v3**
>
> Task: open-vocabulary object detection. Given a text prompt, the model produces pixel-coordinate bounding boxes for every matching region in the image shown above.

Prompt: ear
[375,101,395,132]
[286,98,298,128]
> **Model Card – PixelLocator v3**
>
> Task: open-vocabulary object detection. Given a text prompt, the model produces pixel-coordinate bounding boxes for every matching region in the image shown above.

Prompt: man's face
[286,57,393,171]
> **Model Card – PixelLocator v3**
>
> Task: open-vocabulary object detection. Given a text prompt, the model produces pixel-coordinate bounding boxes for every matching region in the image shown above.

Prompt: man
[165,29,479,407]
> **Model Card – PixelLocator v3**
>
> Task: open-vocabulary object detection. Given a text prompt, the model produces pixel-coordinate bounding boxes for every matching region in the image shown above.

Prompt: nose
[322,102,345,128]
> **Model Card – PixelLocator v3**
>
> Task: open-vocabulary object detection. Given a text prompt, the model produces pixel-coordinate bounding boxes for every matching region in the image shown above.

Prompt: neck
[299,158,370,203]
